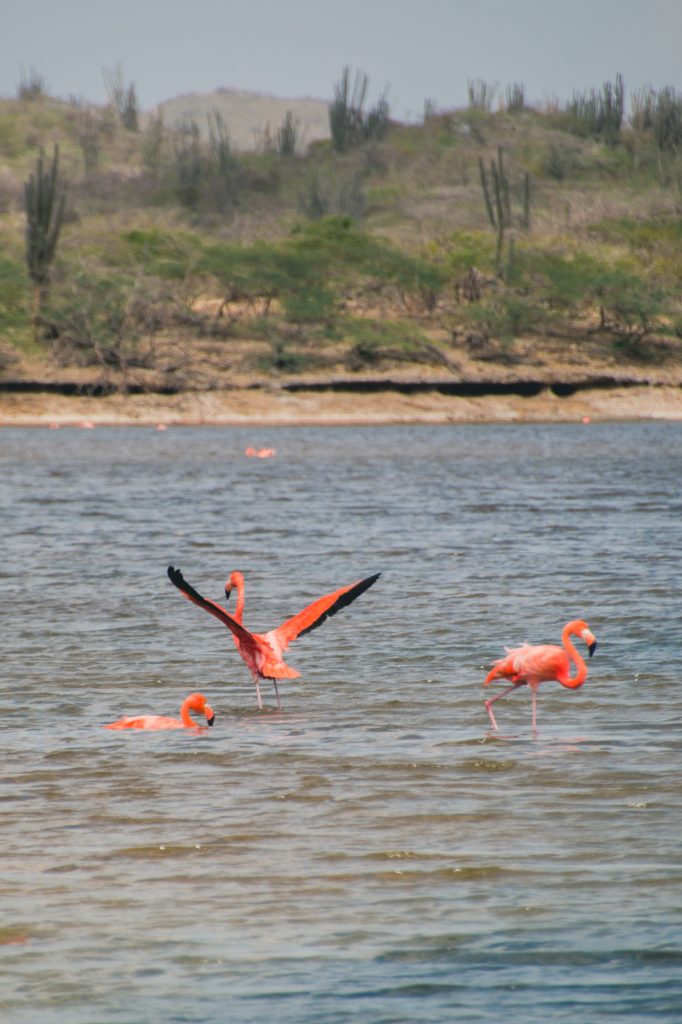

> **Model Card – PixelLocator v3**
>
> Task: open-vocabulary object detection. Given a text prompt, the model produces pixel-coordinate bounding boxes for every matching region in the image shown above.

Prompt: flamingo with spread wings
[483,619,597,732]
[168,566,380,709]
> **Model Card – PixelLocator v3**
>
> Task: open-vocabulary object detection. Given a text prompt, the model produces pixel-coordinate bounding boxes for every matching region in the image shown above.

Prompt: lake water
[2,422,681,1023]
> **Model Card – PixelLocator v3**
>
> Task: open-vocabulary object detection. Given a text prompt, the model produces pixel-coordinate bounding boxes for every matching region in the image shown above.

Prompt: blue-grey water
[2,422,681,1023]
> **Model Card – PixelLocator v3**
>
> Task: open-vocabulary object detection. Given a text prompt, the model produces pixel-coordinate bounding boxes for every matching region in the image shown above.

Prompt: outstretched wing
[272,573,380,653]
[167,565,257,649]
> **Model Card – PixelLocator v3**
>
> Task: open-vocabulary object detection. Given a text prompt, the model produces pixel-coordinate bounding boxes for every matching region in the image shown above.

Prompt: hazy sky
[2,0,681,119]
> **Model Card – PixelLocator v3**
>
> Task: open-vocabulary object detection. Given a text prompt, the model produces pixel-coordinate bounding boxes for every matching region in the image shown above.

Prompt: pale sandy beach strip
[1,384,682,426]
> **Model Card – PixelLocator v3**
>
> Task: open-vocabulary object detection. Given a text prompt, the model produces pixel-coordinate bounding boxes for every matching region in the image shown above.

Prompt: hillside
[1,75,682,422]
[153,88,329,151]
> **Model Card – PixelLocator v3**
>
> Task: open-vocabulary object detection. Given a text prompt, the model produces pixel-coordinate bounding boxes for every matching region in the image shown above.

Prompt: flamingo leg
[273,679,281,710]
[485,700,499,731]
[531,688,538,732]
[254,680,263,710]
[484,681,525,731]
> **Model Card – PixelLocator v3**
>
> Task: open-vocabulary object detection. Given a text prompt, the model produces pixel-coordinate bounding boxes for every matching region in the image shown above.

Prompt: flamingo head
[224,570,244,604]
[187,692,215,727]
[572,620,597,657]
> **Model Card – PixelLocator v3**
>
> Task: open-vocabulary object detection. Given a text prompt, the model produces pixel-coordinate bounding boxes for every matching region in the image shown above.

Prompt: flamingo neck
[180,698,200,727]
[231,573,245,622]
[560,624,587,689]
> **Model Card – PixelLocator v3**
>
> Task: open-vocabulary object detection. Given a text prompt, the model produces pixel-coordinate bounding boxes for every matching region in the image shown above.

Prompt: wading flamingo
[483,619,597,732]
[167,566,380,709]
[104,692,215,731]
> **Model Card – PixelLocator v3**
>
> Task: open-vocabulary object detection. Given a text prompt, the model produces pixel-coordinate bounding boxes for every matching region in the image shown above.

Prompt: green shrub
[345,317,425,349]
[120,228,204,278]
[435,231,496,277]
[206,240,307,304]
[42,261,183,375]
[343,317,451,369]
[594,265,667,341]
[591,216,682,249]
[0,255,29,331]
[521,249,603,310]
[201,219,446,326]
[462,293,539,341]
[44,264,137,366]
[202,238,333,322]
[289,217,446,303]
[281,283,336,323]
[588,218,682,284]
[0,114,24,157]
[520,243,670,340]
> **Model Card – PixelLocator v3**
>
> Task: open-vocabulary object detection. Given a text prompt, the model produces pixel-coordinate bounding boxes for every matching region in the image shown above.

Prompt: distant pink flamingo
[245,447,276,458]
[168,566,380,709]
[104,692,215,731]
[483,619,597,731]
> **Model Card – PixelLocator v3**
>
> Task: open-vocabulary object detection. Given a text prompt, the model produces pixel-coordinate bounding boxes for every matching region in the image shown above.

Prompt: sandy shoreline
[1,384,682,427]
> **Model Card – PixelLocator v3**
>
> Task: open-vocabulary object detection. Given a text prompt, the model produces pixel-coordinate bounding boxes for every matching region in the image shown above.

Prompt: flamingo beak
[205,705,215,727]
[224,585,232,604]
[582,629,597,657]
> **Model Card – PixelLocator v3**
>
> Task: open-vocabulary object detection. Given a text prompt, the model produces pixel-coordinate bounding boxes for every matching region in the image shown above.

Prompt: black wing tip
[330,572,381,612]
[298,571,381,638]
[167,565,206,606]
[351,572,381,599]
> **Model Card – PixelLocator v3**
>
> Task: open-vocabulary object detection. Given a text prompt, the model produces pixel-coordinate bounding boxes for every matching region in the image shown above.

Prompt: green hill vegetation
[1,70,682,392]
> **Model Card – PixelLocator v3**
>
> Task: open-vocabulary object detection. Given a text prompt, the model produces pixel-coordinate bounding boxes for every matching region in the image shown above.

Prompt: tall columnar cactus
[522,171,531,231]
[478,149,507,274]
[478,147,532,276]
[24,144,67,325]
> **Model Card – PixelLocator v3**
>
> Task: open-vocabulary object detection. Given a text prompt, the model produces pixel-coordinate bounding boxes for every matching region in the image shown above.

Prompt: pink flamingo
[245,447,276,458]
[104,692,215,731]
[483,619,597,732]
[168,566,380,709]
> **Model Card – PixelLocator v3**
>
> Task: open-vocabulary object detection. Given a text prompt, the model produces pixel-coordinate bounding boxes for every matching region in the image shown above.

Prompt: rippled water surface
[2,422,682,1023]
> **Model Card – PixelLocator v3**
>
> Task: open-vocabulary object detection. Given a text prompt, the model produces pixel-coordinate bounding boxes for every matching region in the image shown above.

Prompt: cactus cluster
[566,73,624,146]
[478,146,531,276]
[329,67,389,152]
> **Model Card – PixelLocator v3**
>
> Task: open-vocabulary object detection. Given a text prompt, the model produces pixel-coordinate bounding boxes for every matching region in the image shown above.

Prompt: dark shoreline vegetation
[1,69,682,397]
